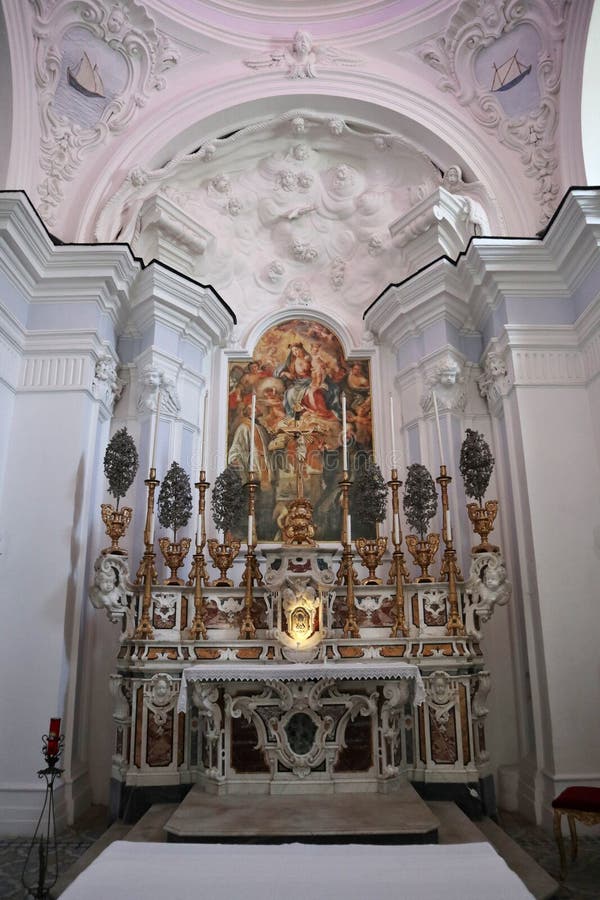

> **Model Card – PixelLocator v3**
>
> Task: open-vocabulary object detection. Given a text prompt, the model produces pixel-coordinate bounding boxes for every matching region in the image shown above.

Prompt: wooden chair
[552,786,600,879]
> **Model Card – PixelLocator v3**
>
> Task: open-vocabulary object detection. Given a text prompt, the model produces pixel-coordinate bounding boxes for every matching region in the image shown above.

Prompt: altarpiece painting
[227,320,373,541]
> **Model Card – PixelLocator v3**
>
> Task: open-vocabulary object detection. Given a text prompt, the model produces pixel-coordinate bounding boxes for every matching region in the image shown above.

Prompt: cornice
[128,261,234,349]
[0,192,140,329]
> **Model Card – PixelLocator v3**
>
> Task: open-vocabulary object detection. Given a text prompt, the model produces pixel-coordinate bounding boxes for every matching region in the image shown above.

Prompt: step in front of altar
[163,782,439,844]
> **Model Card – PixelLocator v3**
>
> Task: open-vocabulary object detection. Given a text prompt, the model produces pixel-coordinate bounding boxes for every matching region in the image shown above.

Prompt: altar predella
[89,332,511,820]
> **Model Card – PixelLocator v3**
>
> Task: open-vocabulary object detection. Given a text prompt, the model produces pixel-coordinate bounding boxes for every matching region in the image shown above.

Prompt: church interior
[1,0,600,896]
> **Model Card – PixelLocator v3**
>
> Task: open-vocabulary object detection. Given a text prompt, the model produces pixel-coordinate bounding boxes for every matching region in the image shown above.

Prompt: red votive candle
[47,717,61,756]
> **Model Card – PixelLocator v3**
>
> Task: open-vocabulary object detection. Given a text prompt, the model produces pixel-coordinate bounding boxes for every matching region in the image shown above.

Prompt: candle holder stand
[134,469,159,585]
[21,733,65,900]
[187,471,211,587]
[387,469,409,638]
[335,471,357,585]
[134,468,159,639]
[239,472,262,638]
[436,466,465,636]
[189,548,208,640]
[341,540,360,638]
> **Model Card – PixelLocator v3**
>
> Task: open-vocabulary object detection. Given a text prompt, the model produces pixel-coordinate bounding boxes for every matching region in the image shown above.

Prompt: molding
[0,781,68,837]
[30,0,178,225]
[419,0,571,225]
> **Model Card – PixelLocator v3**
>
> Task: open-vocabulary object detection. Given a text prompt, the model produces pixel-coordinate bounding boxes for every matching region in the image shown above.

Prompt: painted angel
[244,30,362,80]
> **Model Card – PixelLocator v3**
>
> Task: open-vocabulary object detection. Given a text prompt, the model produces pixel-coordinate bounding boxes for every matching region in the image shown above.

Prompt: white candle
[249,393,256,473]
[200,391,208,472]
[389,394,396,464]
[432,390,444,463]
[150,388,162,472]
[341,393,348,471]
[247,512,253,546]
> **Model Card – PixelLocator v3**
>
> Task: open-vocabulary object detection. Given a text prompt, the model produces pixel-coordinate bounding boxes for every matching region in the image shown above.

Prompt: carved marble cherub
[92,353,124,409]
[421,353,467,413]
[137,365,181,415]
[465,553,511,637]
[89,555,130,623]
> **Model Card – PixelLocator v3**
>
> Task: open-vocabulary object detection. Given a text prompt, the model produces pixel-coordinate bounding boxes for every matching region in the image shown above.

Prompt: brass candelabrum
[387,468,409,638]
[239,471,263,639]
[336,469,360,638]
[189,470,210,640]
[436,465,465,636]
[134,468,159,639]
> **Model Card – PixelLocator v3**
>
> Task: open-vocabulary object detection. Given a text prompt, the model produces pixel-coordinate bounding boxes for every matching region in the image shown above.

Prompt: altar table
[177,660,426,713]
[60,840,534,899]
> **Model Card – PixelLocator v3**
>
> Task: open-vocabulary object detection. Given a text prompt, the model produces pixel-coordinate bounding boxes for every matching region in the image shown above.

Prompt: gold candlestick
[388,468,409,638]
[134,469,159,585]
[189,547,207,640]
[134,468,159,638]
[436,466,464,636]
[335,471,356,585]
[187,471,211,587]
[239,471,262,638]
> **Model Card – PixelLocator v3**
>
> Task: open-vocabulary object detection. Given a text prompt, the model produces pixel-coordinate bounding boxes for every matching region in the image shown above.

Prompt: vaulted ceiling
[0,0,593,329]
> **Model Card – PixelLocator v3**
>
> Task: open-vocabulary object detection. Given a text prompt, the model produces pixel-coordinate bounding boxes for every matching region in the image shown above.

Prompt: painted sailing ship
[491,52,531,92]
[67,52,105,99]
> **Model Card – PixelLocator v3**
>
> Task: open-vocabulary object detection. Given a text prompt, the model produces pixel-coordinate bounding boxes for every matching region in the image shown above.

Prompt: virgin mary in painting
[227,319,373,541]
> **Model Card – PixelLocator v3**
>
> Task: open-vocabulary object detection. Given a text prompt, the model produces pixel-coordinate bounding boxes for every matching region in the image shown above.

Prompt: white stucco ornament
[243,30,363,80]
[465,552,512,638]
[89,554,130,623]
[421,353,467,412]
[96,110,463,330]
[92,352,123,410]
[137,364,181,415]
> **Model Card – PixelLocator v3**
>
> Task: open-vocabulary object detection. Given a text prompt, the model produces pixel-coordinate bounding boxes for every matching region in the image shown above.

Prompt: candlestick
[446,508,452,544]
[432,390,443,463]
[200,391,208,472]
[150,388,162,472]
[389,394,396,464]
[341,393,348,471]
[247,512,253,547]
[249,393,256,474]
[347,513,352,545]
[47,718,61,757]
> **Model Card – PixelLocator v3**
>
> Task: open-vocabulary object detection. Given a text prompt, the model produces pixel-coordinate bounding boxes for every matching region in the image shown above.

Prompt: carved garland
[419,0,570,224]
[30,0,178,224]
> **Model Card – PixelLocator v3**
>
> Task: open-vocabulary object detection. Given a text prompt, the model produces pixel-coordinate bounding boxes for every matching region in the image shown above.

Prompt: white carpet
[60,839,534,899]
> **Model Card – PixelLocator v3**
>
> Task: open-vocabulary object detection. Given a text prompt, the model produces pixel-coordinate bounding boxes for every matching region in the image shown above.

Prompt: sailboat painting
[53,27,127,129]
[491,53,531,93]
[67,52,105,99]
[475,25,541,119]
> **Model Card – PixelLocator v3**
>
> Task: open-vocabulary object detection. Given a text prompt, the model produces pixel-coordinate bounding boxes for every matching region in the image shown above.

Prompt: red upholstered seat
[552,786,600,811]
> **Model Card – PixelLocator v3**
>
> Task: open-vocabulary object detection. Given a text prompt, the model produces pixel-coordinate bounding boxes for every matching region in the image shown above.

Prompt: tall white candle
[150,389,162,472]
[341,393,348,471]
[249,393,256,473]
[389,394,396,464]
[200,391,208,472]
[432,391,444,463]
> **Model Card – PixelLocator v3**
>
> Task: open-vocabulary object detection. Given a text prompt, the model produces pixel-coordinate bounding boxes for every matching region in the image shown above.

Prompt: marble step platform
[164,782,439,844]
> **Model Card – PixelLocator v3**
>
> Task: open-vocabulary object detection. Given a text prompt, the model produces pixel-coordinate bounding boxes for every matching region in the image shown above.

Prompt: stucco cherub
[244,30,362,80]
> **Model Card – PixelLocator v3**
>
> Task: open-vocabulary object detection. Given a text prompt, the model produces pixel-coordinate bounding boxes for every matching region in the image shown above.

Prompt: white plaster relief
[511,348,585,385]
[137,364,181,414]
[478,344,511,415]
[465,552,511,639]
[420,352,467,412]
[31,0,178,225]
[144,672,179,734]
[92,351,123,410]
[89,553,131,624]
[419,0,570,223]
[96,110,456,329]
[20,354,90,390]
[243,29,363,80]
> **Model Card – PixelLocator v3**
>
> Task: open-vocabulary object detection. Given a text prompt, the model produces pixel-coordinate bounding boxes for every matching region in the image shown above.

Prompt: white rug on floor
[60,839,534,899]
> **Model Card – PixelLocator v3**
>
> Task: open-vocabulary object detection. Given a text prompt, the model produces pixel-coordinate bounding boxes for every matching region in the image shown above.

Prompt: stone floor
[2,803,600,899]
